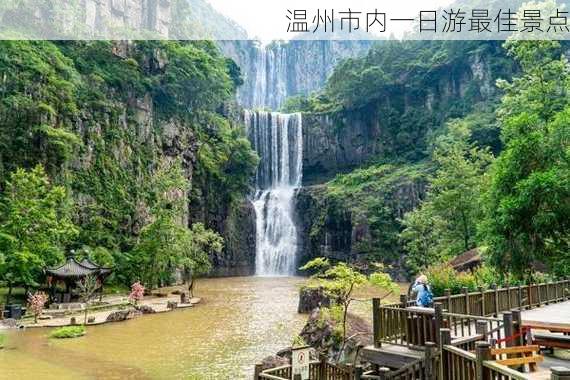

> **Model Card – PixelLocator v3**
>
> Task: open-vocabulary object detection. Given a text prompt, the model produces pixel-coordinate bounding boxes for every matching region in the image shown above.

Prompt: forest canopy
[0,40,258,295]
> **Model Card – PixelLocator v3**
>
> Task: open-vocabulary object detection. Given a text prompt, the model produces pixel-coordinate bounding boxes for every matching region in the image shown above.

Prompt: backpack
[419,284,434,307]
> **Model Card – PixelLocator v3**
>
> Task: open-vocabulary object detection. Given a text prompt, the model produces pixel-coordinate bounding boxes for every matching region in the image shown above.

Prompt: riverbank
[1,286,201,330]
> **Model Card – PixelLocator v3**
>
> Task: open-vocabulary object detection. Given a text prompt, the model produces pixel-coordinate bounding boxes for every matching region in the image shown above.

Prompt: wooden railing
[373,302,504,348]
[373,303,438,347]
[360,342,439,380]
[434,280,570,317]
[373,279,570,348]
[255,359,352,380]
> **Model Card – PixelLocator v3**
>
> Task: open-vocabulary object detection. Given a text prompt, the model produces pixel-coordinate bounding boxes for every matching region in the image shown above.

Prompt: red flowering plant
[27,291,49,323]
[129,282,145,306]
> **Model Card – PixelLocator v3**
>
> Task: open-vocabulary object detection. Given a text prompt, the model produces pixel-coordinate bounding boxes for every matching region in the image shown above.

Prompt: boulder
[298,286,332,313]
[136,305,156,314]
[106,310,135,322]
[299,308,372,360]
[260,355,290,370]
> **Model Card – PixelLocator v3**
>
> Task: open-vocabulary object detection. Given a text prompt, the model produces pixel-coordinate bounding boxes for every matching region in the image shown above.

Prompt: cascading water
[244,110,303,276]
[249,42,289,111]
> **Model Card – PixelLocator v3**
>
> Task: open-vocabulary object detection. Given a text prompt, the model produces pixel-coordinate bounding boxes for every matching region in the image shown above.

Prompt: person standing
[412,274,434,307]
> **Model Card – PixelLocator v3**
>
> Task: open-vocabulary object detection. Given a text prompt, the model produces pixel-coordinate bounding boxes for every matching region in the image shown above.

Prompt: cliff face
[293,42,515,273]
[0,40,257,278]
[295,165,428,280]
[220,40,373,110]
[302,42,511,185]
[302,113,384,185]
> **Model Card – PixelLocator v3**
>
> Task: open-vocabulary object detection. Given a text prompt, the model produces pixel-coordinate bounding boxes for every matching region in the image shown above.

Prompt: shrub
[425,264,531,297]
[425,264,478,296]
[49,325,86,339]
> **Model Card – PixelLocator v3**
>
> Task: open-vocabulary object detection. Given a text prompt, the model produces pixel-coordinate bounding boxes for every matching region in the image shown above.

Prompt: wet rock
[106,310,136,322]
[299,308,372,360]
[260,355,290,370]
[135,305,156,314]
[298,286,332,314]
[1,318,18,328]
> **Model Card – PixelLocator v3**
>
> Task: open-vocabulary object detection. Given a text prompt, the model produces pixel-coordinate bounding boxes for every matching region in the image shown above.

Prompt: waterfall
[249,43,289,110]
[244,110,302,276]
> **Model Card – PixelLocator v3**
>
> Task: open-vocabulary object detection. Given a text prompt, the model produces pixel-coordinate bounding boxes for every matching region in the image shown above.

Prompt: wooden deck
[361,343,424,368]
[522,300,570,331]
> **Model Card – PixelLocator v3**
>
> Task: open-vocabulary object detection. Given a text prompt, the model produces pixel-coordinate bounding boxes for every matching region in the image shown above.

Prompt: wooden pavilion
[45,255,112,304]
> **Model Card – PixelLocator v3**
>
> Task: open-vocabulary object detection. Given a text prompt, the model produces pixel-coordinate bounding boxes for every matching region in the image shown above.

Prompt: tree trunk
[6,283,13,305]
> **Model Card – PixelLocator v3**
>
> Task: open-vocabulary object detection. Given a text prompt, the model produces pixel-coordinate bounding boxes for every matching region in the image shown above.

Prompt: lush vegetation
[302,163,429,268]
[49,325,86,339]
[302,40,568,281]
[292,41,514,161]
[0,40,258,296]
[301,258,398,358]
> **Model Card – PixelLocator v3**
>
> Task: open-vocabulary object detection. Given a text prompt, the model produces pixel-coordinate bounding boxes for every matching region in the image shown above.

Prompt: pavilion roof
[46,256,112,278]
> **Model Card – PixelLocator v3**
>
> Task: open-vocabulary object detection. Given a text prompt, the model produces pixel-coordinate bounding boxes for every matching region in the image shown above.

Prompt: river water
[0,277,308,380]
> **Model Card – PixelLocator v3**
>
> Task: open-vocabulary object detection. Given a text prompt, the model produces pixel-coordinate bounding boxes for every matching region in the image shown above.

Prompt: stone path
[17,293,201,328]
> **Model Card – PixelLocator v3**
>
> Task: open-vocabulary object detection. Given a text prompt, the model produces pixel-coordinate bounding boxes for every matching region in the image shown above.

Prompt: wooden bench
[490,345,543,372]
[533,332,570,350]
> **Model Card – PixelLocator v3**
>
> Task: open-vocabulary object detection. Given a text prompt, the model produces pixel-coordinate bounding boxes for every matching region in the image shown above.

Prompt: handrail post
[547,281,552,304]
[444,288,451,312]
[551,367,570,380]
[254,363,262,380]
[537,283,542,306]
[425,341,436,379]
[373,298,381,348]
[434,302,443,345]
[378,367,390,380]
[319,353,327,379]
[475,341,492,380]
[354,365,364,380]
[439,328,451,380]
[400,294,408,307]
[506,284,511,310]
[503,311,513,349]
[463,287,470,315]
[517,285,523,310]
[526,284,532,309]
[476,320,489,339]
[512,310,523,346]
[492,284,499,316]
[479,286,486,316]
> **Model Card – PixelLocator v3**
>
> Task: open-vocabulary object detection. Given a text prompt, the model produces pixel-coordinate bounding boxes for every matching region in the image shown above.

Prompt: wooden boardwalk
[522,300,570,328]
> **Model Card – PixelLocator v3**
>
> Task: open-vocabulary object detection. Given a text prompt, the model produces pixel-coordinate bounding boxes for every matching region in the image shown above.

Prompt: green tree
[76,274,98,325]
[128,161,218,289]
[401,121,492,272]
[480,41,570,278]
[300,258,398,361]
[0,165,78,303]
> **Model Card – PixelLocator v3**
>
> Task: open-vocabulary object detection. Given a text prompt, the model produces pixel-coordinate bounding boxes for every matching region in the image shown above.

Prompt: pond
[0,276,406,379]
[0,277,308,380]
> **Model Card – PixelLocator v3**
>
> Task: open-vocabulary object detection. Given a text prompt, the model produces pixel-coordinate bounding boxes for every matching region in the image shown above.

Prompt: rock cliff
[220,40,373,110]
